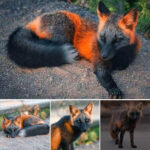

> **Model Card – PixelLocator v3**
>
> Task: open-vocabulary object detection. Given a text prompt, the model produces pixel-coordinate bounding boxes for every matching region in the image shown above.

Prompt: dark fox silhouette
[110,103,143,148]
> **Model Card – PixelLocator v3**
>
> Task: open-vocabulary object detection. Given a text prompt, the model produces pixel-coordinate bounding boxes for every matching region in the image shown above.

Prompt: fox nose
[101,53,108,59]
[83,129,87,132]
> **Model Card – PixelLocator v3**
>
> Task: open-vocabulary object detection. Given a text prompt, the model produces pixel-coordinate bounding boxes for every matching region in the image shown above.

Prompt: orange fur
[118,10,141,52]
[64,121,74,134]
[26,17,51,39]
[51,127,62,150]
[1,118,11,130]
[61,11,100,63]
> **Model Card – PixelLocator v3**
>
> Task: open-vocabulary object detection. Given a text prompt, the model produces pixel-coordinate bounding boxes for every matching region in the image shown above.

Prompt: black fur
[98,1,110,15]
[7,27,77,68]
[19,124,49,137]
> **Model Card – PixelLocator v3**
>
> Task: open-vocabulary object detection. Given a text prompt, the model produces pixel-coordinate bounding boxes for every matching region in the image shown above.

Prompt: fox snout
[101,44,115,60]
[6,124,20,138]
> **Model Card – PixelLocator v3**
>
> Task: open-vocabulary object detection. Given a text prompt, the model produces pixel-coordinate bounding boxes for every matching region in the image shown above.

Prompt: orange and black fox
[1,114,49,138]
[51,102,94,150]
[110,102,143,148]
[7,1,141,98]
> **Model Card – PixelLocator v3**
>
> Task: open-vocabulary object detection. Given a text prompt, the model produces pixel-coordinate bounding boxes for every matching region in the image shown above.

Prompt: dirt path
[0,0,150,99]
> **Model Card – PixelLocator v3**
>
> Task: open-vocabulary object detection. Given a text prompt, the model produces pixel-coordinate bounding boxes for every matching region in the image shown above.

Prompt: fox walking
[110,102,143,148]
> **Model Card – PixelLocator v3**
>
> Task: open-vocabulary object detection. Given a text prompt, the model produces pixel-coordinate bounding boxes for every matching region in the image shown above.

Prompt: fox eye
[77,119,81,123]
[85,118,89,123]
[100,34,106,42]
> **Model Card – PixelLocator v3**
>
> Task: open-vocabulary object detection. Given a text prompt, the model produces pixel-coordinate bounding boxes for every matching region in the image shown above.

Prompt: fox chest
[110,47,136,70]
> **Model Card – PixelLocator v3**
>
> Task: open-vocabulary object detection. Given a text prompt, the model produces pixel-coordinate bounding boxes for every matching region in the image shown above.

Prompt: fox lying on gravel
[110,102,143,148]
[7,1,141,98]
[1,114,49,138]
[51,102,94,150]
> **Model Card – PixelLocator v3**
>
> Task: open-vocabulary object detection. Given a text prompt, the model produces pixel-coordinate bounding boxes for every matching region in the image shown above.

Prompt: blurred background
[51,100,100,150]
[0,100,50,150]
[101,101,150,150]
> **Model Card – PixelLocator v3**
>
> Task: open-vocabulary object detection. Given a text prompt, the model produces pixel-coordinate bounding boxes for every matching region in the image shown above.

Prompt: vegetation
[75,125,99,146]
[74,0,150,38]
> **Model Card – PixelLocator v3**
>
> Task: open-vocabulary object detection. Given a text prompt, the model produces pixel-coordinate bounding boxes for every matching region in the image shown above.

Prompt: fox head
[69,102,94,132]
[97,1,139,60]
[1,115,22,138]
[126,103,143,122]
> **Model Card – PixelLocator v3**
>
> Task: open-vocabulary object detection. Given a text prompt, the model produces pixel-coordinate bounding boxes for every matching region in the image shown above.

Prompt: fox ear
[119,9,139,31]
[97,1,110,19]
[84,102,94,116]
[3,117,9,124]
[69,105,80,118]
[136,103,143,111]
[15,115,22,123]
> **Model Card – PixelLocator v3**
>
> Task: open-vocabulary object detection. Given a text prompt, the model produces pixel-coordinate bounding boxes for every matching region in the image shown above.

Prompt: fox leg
[130,130,137,148]
[118,130,125,148]
[69,143,74,150]
[61,143,70,150]
[114,128,119,144]
[94,65,123,99]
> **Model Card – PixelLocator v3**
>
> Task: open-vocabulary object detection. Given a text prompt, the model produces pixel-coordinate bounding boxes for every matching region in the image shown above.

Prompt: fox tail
[18,124,49,137]
[7,27,78,68]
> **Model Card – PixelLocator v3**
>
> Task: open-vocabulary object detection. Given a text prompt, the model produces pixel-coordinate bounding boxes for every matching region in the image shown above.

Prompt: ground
[0,133,50,150]
[0,0,150,99]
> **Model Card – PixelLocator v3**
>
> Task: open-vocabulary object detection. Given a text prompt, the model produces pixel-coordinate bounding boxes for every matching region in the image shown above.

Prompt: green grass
[75,125,99,146]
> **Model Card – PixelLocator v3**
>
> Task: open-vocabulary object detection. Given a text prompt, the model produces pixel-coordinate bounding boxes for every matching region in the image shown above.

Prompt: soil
[0,0,150,99]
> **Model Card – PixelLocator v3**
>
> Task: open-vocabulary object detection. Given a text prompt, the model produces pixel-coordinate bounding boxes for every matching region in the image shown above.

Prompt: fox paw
[131,145,137,148]
[63,44,79,63]
[108,88,123,99]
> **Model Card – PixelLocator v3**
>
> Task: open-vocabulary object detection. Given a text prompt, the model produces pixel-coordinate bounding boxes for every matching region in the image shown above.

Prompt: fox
[1,114,49,138]
[110,102,143,148]
[7,1,141,98]
[51,102,94,150]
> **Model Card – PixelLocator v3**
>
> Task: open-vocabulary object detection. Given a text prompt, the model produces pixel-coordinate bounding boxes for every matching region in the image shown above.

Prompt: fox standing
[51,102,94,150]
[7,1,141,98]
[110,102,143,148]
[1,114,49,138]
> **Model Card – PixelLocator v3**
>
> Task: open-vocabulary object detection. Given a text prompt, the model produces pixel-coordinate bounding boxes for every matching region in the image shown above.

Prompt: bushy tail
[7,27,78,68]
[18,124,49,137]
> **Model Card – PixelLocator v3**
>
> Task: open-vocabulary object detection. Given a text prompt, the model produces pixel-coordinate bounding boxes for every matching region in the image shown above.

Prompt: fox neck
[126,117,138,129]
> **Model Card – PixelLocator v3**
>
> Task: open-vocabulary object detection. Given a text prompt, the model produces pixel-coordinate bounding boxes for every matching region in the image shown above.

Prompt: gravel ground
[0,132,50,150]
[0,0,150,99]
